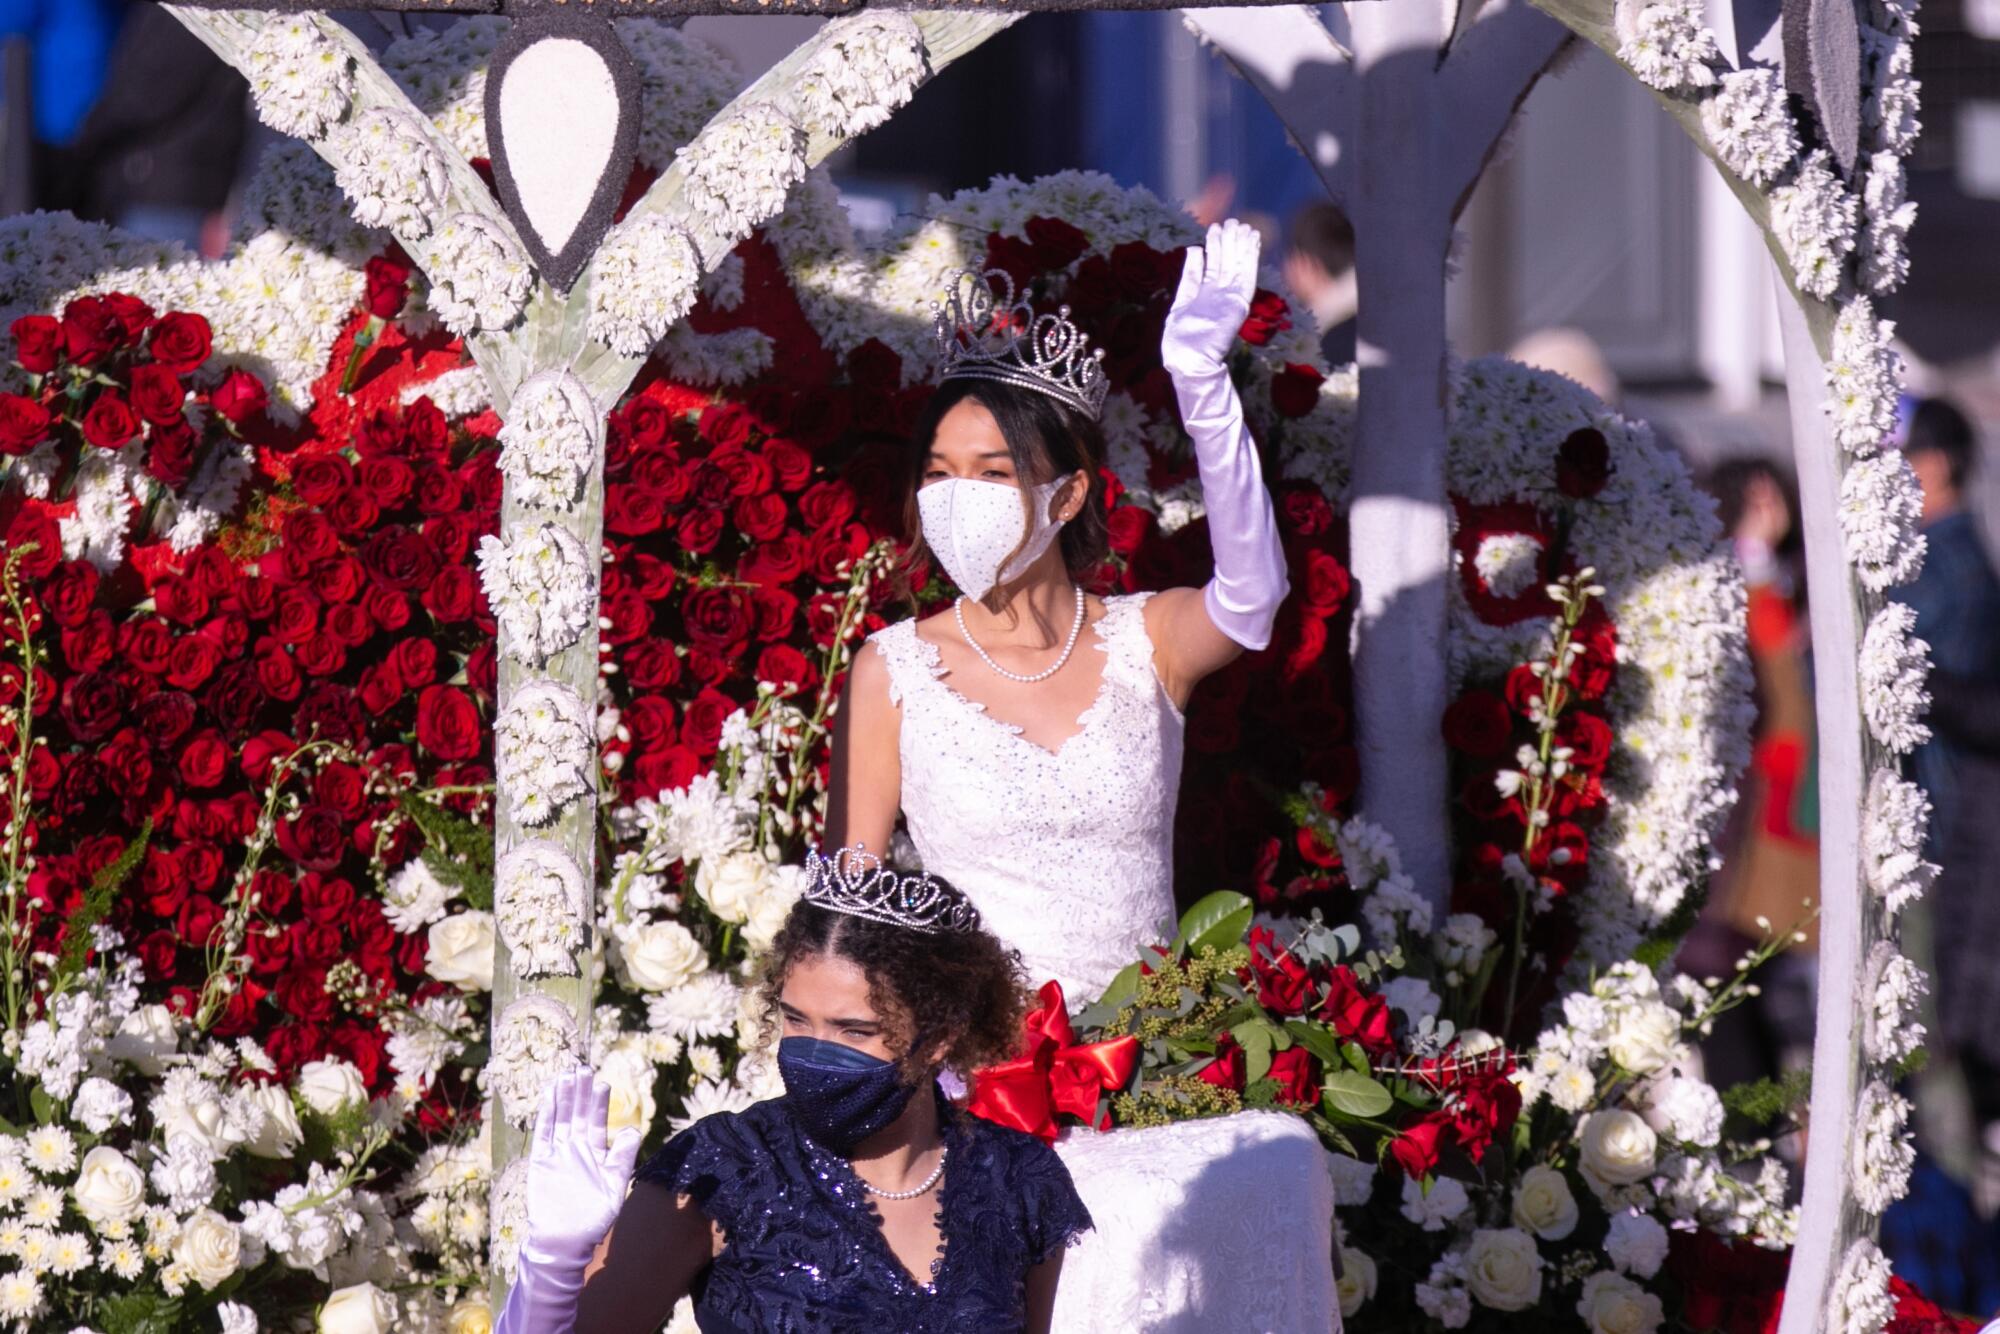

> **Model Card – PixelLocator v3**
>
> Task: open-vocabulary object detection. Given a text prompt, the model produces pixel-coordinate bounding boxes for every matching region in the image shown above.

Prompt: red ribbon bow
[966,981,1140,1143]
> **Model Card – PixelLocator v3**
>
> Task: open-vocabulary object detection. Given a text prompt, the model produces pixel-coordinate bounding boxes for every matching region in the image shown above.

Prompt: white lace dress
[870,593,1340,1333]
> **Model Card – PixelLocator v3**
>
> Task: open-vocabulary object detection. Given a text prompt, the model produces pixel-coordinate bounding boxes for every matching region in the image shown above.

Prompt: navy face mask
[777,1036,919,1155]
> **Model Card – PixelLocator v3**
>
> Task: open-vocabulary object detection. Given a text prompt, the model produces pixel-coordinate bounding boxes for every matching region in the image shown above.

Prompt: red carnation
[147,311,213,375]
[210,368,268,425]
[1556,427,1612,499]
[0,393,51,455]
[364,252,413,321]
[10,315,62,373]
[80,394,139,450]
[415,685,482,761]
[1270,363,1325,419]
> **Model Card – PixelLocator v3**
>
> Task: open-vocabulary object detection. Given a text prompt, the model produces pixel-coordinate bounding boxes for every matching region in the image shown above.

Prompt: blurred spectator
[1509,326,1623,407]
[1680,458,1818,1102]
[1281,201,1354,366]
[0,0,124,208]
[48,6,247,250]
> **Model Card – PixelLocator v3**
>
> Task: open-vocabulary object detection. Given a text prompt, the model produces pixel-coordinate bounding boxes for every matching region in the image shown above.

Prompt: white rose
[1511,1164,1580,1240]
[244,1083,304,1159]
[155,1089,234,1158]
[598,1044,658,1138]
[71,1146,145,1227]
[445,1297,493,1334]
[1576,1270,1664,1334]
[319,1282,398,1334]
[742,883,801,953]
[296,1058,369,1118]
[620,921,706,993]
[71,1078,134,1134]
[427,911,496,992]
[1579,1109,1658,1190]
[107,1004,178,1075]
[1336,1247,1378,1318]
[695,852,769,925]
[172,1208,242,1290]
[1604,1212,1670,1279]
[1462,1227,1544,1312]
[1606,1003,1682,1075]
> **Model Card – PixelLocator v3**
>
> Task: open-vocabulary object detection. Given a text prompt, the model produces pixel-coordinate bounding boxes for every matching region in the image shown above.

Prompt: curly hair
[753,890,1031,1082]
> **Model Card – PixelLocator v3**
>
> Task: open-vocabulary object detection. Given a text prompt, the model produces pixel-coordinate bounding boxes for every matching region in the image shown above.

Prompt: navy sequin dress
[635,1089,1091,1333]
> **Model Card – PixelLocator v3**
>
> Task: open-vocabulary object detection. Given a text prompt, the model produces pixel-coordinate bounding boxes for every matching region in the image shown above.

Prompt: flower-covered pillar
[1183,0,1571,913]
[1506,0,1929,1325]
[162,3,1016,1310]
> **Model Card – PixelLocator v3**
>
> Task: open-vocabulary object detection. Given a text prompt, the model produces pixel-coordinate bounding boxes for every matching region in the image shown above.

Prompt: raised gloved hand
[1158,220,1289,652]
[1161,220,1262,397]
[494,1068,644,1334]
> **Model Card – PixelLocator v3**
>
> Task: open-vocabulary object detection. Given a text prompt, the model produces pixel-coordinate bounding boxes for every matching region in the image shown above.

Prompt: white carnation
[70,1078,133,1135]
[1639,1074,1724,1146]
[1400,1175,1470,1232]
[1604,1210,1670,1278]
[1858,602,1932,754]
[495,842,588,978]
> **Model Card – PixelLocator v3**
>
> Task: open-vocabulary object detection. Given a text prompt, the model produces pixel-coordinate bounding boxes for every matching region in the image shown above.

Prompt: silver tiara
[804,845,982,935]
[933,268,1110,421]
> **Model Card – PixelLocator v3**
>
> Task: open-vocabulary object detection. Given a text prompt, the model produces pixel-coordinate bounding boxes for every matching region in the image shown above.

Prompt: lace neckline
[908,611,1120,761]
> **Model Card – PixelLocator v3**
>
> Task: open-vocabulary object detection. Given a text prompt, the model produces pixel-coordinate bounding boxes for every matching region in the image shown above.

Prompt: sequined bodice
[870,593,1184,1001]
[636,1092,1091,1334]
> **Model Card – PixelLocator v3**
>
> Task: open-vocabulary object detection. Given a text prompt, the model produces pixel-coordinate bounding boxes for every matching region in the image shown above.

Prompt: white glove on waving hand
[1159,220,1290,652]
[494,1068,643,1334]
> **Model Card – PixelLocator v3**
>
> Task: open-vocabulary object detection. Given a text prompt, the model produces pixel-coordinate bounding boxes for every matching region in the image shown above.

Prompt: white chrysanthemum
[23,1127,74,1176]
[1400,1175,1470,1232]
[1614,0,1722,90]
[1859,149,1918,293]
[586,215,700,357]
[1823,295,1904,456]
[646,973,743,1043]
[495,681,596,826]
[403,364,491,416]
[795,13,928,138]
[1864,768,1937,916]
[678,102,807,247]
[1851,1080,1915,1214]
[1864,941,1928,1065]
[499,371,600,511]
[386,994,468,1094]
[244,16,353,140]
[0,1271,42,1323]
[1831,1238,1895,1334]
[487,1158,528,1282]
[1865,33,1922,155]
[495,842,588,978]
[1472,532,1544,599]
[383,856,458,933]
[334,107,451,237]
[478,524,597,667]
[1858,602,1932,754]
[658,324,777,388]
[490,994,584,1128]
[159,440,255,556]
[670,1078,758,1133]
[1700,68,1798,186]
[617,21,740,170]
[427,213,533,335]
[1838,452,1926,590]
[1770,149,1858,299]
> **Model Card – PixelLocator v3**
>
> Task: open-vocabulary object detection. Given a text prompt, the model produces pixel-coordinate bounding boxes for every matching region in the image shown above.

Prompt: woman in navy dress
[498,850,1091,1334]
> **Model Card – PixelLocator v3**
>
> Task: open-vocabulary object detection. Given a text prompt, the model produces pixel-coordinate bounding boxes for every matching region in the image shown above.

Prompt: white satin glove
[494,1068,644,1334]
[1161,220,1290,651]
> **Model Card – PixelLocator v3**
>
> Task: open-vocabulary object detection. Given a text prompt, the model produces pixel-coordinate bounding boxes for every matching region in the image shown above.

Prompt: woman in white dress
[825,221,1340,1332]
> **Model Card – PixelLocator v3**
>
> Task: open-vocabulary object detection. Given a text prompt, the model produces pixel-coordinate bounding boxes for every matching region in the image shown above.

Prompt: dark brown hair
[754,892,1030,1081]
[895,378,1111,602]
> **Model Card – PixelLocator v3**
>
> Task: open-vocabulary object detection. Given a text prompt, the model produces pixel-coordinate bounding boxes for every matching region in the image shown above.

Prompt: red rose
[364,252,413,321]
[275,966,335,1022]
[363,585,410,634]
[39,562,97,628]
[59,611,113,673]
[136,692,196,752]
[129,364,186,426]
[293,683,364,748]
[763,438,812,493]
[1388,1113,1450,1178]
[358,456,413,510]
[1558,710,1614,770]
[357,662,403,716]
[1450,1070,1521,1163]
[387,638,436,689]
[1106,506,1155,558]
[0,392,50,456]
[1243,926,1313,1015]
[621,398,674,451]
[756,644,814,692]
[416,684,482,760]
[208,976,269,1039]
[630,451,692,505]
[632,743,702,796]
[147,311,212,374]
[421,566,478,623]
[467,640,498,699]
[1111,241,1175,301]
[1321,965,1394,1055]
[145,422,199,489]
[1025,215,1090,270]
[323,489,381,538]
[740,533,808,585]
[626,551,677,601]
[413,464,463,516]
[80,393,139,449]
[683,586,753,657]
[1269,363,1325,419]
[1299,548,1350,613]
[1197,1033,1247,1093]
[1238,289,1293,346]
[300,873,357,925]
[605,485,665,537]
[1556,427,1612,499]
[682,688,736,755]
[734,493,789,542]
[277,804,347,872]
[700,401,756,452]
[797,480,857,530]
[360,525,442,593]
[178,730,230,788]
[137,928,180,980]
[210,368,268,424]
[1442,690,1513,759]
[1265,1048,1319,1108]
[165,636,222,691]
[1277,484,1333,538]
[11,315,63,373]
[622,638,681,689]
[177,895,225,950]
[676,508,724,555]
[60,672,128,742]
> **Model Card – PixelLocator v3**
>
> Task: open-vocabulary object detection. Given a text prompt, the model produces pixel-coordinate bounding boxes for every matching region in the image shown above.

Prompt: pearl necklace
[859,1144,948,1200]
[955,586,1087,684]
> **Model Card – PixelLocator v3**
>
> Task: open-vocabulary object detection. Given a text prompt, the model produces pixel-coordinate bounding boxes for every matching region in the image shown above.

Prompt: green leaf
[51,819,152,992]
[1342,1042,1372,1076]
[1097,962,1142,1010]
[1321,1071,1394,1119]
[29,1086,54,1127]
[1177,890,1254,955]
[1285,1021,1344,1067]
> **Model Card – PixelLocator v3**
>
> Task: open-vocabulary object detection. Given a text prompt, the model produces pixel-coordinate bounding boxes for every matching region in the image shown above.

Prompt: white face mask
[918,477,1068,602]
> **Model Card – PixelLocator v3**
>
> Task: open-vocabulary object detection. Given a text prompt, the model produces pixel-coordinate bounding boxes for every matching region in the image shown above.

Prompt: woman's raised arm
[573,1182,717,1333]
[821,643,902,858]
